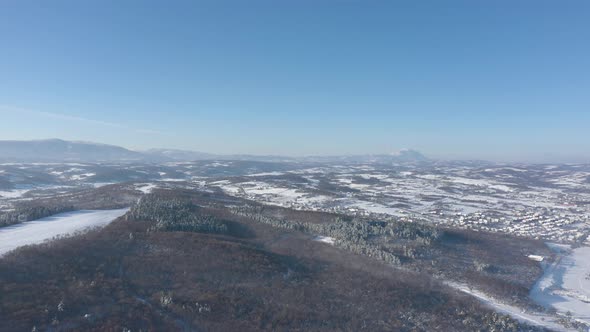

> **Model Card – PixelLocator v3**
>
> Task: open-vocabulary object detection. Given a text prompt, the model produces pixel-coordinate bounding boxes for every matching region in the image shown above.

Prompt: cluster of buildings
[441,209,589,243]
[215,180,590,245]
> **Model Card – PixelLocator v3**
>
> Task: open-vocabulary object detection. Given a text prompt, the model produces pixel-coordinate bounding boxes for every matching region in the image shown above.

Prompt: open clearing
[531,244,590,327]
[0,208,129,256]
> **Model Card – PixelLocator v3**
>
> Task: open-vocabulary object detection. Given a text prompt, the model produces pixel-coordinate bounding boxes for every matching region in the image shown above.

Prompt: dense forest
[0,189,552,331]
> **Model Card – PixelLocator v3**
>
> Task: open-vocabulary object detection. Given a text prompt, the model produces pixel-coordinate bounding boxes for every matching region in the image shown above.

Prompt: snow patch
[314,236,335,245]
[70,173,96,180]
[247,171,285,177]
[136,183,157,194]
[0,189,31,198]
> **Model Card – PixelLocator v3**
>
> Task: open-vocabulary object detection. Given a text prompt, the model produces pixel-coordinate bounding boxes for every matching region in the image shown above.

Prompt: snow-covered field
[0,208,129,256]
[135,183,157,194]
[216,181,333,209]
[0,189,31,198]
[450,282,572,331]
[313,236,335,245]
[531,244,590,327]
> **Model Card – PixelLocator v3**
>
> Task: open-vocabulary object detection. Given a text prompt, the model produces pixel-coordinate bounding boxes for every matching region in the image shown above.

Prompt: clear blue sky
[1,1,589,162]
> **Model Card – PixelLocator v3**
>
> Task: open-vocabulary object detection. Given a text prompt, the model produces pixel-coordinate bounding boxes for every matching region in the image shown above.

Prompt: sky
[0,1,589,162]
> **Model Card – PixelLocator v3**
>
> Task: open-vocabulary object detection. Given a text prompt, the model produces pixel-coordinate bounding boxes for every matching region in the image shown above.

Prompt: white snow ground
[136,183,157,194]
[531,244,590,327]
[0,189,31,198]
[449,282,574,331]
[0,208,129,256]
[313,236,335,245]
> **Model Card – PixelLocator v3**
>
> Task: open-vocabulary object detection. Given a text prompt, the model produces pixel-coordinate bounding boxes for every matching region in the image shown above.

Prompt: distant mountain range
[0,139,145,162]
[0,139,429,163]
[144,148,217,161]
[300,149,429,163]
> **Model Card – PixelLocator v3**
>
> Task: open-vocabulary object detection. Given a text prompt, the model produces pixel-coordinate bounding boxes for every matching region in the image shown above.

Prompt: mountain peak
[389,149,427,161]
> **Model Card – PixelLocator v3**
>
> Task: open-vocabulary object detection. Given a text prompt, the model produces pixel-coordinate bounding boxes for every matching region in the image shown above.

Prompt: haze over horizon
[1,1,589,163]
[4,3,590,331]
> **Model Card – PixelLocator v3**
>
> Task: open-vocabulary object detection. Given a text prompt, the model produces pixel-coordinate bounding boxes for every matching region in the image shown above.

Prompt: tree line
[229,204,443,267]
[0,205,75,228]
[125,194,229,234]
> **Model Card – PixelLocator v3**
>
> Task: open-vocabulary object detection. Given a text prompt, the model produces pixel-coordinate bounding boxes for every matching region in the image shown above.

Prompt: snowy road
[0,208,129,256]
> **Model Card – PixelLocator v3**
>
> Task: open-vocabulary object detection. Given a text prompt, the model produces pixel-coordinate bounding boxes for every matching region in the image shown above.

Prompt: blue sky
[1,1,589,162]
